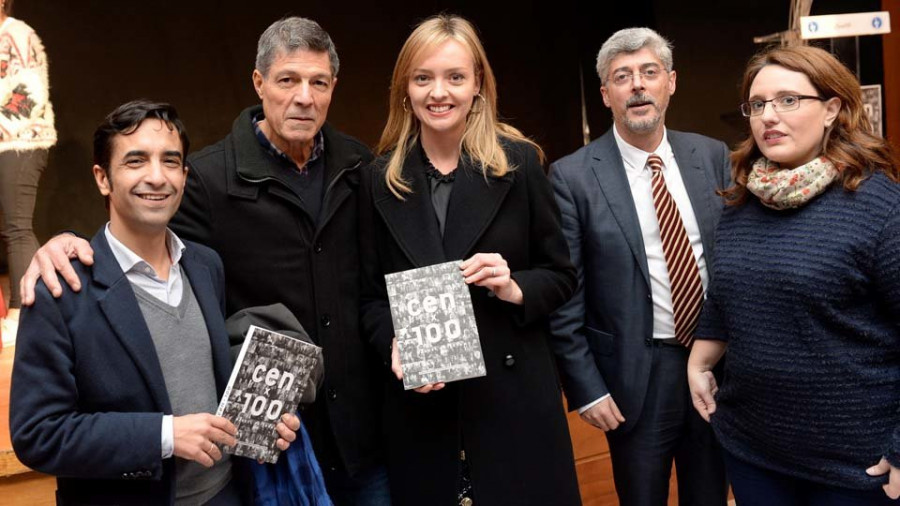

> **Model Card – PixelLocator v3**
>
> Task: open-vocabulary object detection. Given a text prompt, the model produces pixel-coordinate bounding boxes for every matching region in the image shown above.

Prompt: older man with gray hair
[549,27,729,505]
[21,17,389,506]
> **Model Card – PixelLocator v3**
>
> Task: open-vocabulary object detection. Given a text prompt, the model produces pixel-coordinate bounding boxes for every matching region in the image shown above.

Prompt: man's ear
[93,165,111,196]
[601,85,611,108]
[180,164,189,191]
[252,69,264,99]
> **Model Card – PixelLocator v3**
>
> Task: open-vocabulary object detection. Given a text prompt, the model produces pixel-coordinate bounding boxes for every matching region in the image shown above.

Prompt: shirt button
[328,388,338,401]
[314,242,323,253]
[504,354,516,367]
[320,314,331,327]
[644,338,652,347]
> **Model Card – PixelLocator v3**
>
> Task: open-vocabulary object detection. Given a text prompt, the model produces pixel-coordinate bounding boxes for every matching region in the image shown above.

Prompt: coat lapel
[669,132,717,259]
[373,146,446,267]
[441,156,512,261]
[91,232,172,414]
[180,248,233,395]
[590,133,651,289]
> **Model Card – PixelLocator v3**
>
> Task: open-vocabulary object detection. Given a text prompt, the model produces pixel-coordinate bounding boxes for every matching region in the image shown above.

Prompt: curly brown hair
[724,45,900,205]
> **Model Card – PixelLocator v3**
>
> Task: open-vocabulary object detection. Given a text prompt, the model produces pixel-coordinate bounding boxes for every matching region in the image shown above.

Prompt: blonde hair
[376,14,543,198]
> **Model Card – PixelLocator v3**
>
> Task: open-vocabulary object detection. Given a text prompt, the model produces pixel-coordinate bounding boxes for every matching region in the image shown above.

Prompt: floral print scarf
[746,156,838,210]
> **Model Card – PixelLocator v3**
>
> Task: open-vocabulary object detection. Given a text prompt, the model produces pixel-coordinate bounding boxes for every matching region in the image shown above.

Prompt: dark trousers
[324,463,391,506]
[724,450,900,506]
[204,478,244,506]
[606,344,728,506]
[0,149,47,307]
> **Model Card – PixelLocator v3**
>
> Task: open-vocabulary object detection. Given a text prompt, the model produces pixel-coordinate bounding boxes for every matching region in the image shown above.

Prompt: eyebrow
[412,67,469,74]
[612,62,662,74]
[121,150,183,160]
[273,71,333,81]
[747,90,811,100]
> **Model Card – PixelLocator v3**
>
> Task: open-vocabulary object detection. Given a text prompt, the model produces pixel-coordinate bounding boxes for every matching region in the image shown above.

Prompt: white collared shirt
[104,223,186,459]
[579,127,709,414]
[105,223,186,306]
[613,125,709,339]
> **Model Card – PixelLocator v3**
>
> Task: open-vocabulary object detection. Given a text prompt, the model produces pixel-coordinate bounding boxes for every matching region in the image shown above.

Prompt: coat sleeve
[357,165,395,366]
[546,160,610,409]
[9,285,164,480]
[506,145,577,326]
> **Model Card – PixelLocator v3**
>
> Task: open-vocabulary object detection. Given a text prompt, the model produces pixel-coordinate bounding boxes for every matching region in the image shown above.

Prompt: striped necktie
[648,154,703,346]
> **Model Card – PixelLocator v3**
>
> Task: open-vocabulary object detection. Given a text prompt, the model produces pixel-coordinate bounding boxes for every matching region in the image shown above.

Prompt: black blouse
[423,153,456,237]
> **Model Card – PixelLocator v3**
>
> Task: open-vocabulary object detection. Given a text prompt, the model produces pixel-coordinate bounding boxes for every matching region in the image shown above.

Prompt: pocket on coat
[584,326,615,356]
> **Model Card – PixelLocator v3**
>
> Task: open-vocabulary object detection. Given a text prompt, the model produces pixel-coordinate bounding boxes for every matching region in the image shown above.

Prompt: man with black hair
[20,17,388,506]
[10,100,299,506]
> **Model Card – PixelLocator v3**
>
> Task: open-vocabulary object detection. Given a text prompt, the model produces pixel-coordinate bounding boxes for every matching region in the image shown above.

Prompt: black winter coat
[170,106,382,477]
[359,140,582,506]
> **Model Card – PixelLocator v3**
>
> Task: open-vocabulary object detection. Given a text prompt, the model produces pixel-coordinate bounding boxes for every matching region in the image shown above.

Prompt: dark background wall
[5,0,884,247]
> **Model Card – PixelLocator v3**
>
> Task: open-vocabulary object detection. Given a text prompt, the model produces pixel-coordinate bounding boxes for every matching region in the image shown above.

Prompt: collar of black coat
[231,105,366,185]
[371,138,516,265]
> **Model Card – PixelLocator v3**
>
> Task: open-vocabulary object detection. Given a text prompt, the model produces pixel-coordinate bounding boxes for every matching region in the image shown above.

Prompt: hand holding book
[460,252,523,305]
[391,337,446,394]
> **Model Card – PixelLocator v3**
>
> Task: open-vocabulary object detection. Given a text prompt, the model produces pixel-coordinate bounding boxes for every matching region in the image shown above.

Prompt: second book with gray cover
[386,260,486,389]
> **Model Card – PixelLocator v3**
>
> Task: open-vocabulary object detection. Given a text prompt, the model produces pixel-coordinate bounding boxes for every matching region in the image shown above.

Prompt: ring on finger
[490,267,496,277]
[208,441,215,453]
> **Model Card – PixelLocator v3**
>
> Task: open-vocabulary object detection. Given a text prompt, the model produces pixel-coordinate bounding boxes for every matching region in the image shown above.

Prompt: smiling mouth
[427,104,453,113]
[764,132,786,140]
[136,193,171,201]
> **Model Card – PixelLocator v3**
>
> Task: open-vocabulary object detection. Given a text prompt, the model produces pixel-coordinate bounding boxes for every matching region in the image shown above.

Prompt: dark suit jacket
[549,129,730,433]
[10,229,235,505]
[359,141,582,506]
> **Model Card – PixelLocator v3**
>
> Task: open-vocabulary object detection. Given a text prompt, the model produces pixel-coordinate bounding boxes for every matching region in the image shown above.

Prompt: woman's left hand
[461,253,523,305]
[867,457,900,499]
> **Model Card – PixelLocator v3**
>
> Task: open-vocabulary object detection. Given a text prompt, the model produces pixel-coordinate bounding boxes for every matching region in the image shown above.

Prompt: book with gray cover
[386,260,486,390]
[215,325,321,463]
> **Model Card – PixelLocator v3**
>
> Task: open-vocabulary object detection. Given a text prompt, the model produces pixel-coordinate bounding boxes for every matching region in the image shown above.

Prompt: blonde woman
[358,14,582,506]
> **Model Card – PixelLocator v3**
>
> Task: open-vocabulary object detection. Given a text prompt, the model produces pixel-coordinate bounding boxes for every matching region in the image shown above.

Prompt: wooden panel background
[884,0,900,147]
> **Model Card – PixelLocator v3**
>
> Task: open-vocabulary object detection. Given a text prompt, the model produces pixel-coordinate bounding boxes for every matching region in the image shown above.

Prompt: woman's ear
[823,97,841,128]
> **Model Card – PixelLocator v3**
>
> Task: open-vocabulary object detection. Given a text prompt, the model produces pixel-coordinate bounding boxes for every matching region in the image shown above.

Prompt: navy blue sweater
[696,171,900,490]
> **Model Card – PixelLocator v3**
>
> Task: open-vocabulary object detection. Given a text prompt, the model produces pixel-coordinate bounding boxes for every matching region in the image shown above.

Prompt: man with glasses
[549,27,730,505]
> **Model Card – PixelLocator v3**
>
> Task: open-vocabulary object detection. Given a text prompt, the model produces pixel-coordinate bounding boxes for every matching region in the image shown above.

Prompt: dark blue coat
[10,229,235,505]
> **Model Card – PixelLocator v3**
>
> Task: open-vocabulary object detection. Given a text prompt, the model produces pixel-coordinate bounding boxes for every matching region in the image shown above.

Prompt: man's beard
[622,93,662,133]
[623,114,661,133]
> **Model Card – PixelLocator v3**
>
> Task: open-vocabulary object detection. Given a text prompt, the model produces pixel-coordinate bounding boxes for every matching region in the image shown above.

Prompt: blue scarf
[251,421,332,506]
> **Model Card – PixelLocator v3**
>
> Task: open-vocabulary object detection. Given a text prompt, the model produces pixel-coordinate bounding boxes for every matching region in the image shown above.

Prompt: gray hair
[595,27,673,84]
[255,17,340,77]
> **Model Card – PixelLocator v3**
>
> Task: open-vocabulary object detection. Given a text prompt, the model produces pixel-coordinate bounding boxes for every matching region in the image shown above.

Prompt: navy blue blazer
[10,228,234,505]
[548,129,730,433]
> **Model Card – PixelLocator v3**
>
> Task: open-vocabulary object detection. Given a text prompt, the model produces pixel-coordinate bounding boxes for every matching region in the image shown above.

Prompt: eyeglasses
[740,95,825,117]
[609,68,665,87]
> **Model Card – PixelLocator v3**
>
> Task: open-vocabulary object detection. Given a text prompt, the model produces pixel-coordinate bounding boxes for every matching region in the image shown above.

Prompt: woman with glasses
[687,45,900,504]
[358,14,581,506]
